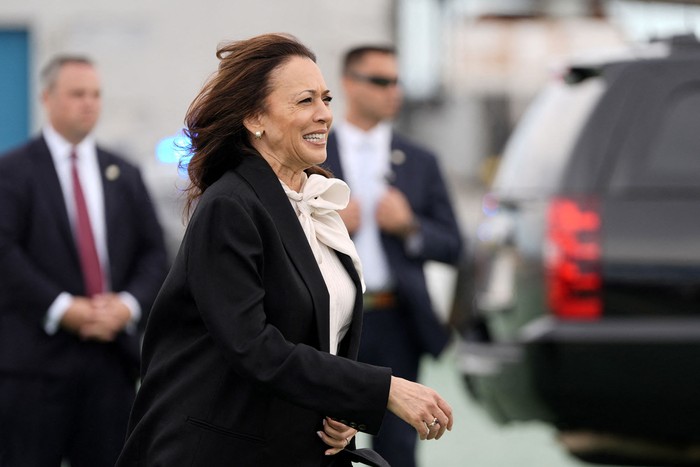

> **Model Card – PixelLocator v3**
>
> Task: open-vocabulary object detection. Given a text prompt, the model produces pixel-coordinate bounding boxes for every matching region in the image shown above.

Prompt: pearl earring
[254,130,263,140]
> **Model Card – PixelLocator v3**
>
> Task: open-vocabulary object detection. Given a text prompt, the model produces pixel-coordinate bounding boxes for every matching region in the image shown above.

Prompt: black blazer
[323,131,463,357]
[0,136,168,376]
[117,153,392,467]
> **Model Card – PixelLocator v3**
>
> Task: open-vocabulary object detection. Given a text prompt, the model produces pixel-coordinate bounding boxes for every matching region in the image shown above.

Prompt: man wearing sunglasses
[323,45,463,467]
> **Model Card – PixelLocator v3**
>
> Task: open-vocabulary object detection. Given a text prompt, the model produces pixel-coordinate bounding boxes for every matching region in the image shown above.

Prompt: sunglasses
[348,72,399,88]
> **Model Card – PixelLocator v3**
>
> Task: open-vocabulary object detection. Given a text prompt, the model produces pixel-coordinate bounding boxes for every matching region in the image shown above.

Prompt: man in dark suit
[0,55,168,467]
[323,45,463,467]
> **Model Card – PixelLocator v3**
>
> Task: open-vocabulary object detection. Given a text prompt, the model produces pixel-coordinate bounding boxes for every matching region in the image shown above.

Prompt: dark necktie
[70,149,104,296]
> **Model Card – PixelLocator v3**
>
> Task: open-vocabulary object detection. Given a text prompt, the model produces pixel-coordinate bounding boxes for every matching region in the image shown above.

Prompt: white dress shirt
[334,120,394,291]
[42,125,140,334]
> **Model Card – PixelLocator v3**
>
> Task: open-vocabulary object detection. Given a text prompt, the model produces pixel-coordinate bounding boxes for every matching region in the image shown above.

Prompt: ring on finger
[427,417,439,428]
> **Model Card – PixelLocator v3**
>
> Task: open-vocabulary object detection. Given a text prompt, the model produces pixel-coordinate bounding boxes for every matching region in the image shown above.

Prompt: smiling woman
[116,33,454,467]
[243,55,333,191]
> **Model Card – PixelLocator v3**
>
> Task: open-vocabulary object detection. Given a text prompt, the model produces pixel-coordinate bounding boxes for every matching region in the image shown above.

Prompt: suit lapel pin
[390,149,406,166]
[105,164,120,181]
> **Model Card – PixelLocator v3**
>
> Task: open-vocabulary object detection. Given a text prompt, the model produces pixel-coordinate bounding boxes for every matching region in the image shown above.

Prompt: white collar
[43,124,97,162]
[335,120,392,150]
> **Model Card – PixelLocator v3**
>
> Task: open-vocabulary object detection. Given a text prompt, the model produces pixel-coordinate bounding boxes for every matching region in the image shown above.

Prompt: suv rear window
[610,85,700,193]
[492,76,605,200]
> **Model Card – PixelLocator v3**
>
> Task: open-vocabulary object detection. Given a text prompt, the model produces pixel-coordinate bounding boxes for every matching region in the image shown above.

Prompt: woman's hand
[387,376,453,441]
[317,417,357,456]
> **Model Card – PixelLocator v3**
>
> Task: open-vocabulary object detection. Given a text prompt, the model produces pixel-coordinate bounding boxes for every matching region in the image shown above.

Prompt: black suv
[454,35,700,466]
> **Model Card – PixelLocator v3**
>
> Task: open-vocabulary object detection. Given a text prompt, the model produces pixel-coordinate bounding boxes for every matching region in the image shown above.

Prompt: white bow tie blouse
[282,173,365,355]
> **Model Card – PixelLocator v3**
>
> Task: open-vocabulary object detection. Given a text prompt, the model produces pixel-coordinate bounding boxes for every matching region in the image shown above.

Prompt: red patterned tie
[70,149,104,297]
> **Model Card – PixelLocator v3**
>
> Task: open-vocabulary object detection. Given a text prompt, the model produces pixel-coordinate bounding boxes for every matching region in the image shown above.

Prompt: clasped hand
[338,188,416,238]
[60,294,131,341]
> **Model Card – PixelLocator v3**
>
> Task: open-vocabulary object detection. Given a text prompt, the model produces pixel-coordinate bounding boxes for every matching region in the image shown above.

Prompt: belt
[363,291,396,310]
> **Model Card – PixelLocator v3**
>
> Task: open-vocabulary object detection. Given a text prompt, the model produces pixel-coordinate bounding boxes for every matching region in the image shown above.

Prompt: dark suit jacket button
[358,424,367,431]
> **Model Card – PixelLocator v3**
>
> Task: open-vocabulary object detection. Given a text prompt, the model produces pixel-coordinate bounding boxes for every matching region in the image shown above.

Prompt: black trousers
[0,345,135,467]
[358,307,422,467]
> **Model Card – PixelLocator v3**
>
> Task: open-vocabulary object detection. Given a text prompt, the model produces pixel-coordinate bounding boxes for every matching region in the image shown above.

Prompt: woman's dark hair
[182,33,320,216]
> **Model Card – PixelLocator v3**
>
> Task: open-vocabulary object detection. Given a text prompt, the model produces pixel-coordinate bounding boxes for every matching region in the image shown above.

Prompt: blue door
[0,29,30,155]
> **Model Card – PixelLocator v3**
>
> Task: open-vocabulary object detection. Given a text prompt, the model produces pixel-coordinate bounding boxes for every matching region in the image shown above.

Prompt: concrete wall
[2,0,393,155]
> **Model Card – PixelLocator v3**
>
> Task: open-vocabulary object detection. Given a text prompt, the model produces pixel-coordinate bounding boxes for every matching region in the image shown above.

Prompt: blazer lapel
[336,252,363,358]
[236,154,332,353]
[389,136,409,190]
[98,149,120,267]
[32,137,77,257]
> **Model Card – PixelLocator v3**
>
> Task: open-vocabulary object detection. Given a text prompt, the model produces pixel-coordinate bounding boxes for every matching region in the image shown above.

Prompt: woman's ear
[243,114,262,135]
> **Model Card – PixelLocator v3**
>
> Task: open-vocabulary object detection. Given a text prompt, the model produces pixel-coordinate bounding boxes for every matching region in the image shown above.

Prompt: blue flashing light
[156,131,192,178]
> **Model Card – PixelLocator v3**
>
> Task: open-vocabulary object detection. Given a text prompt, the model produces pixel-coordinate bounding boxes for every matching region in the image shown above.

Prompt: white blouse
[314,242,355,355]
[281,173,365,355]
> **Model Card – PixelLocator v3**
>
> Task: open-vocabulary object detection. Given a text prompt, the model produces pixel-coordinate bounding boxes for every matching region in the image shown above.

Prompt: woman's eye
[323,96,333,104]
[300,97,312,104]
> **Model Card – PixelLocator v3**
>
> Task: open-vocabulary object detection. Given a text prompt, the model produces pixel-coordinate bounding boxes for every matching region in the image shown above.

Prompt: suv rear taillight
[545,197,602,320]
